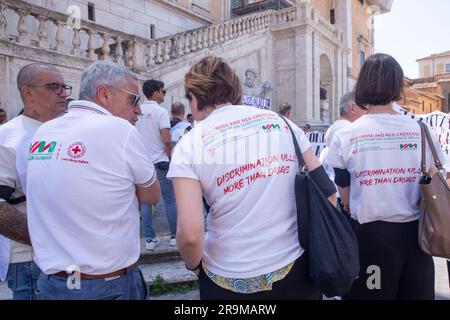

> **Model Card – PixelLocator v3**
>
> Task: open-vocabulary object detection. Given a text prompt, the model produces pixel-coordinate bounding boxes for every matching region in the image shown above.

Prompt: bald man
[0,63,70,299]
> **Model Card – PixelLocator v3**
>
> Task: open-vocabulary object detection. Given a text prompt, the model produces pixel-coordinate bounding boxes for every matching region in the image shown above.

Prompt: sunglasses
[28,83,72,96]
[115,88,141,107]
[160,89,167,94]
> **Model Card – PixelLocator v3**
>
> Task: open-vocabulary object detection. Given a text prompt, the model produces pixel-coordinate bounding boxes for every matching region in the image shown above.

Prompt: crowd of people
[0,53,449,300]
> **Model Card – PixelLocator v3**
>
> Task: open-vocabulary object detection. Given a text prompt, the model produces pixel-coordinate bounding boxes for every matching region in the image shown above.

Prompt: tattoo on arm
[0,202,32,246]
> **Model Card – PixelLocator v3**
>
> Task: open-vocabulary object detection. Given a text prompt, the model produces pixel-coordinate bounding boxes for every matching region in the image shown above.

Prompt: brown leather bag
[418,121,450,259]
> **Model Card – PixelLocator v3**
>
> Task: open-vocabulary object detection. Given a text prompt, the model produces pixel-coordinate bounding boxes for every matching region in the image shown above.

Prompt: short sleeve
[158,109,171,130]
[124,128,157,187]
[167,133,199,181]
[326,133,347,170]
[0,145,18,191]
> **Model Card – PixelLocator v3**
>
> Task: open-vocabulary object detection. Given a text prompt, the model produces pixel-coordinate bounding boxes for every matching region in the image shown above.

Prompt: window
[88,2,95,21]
[446,63,450,73]
[330,9,335,25]
[150,24,155,39]
[359,50,366,67]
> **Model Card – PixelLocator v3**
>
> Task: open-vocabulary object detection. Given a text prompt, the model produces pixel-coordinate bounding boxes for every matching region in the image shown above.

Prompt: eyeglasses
[114,88,141,107]
[28,83,72,96]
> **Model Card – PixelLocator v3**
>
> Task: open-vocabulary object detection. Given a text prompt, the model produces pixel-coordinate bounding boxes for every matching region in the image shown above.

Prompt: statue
[243,68,272,100]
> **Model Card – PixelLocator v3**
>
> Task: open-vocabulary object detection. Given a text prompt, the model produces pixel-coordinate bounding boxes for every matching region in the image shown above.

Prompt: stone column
[294,25,315,125]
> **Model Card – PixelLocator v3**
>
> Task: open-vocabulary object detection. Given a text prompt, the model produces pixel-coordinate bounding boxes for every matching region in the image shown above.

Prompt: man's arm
[160,128,173,160]
[0,202,31,246]
[136,180,161,205]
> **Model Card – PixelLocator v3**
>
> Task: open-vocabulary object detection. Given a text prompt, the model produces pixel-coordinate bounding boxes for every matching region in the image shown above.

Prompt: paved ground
[4,257,447,300]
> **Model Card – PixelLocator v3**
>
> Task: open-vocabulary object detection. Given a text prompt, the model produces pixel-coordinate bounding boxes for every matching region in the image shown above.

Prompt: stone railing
[0,0,274,71]
[0,0,343,71]
[317,16,337,37]
[271,6,297,26]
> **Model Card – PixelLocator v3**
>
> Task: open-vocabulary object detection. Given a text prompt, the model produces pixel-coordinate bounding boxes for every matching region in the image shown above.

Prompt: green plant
[149,274,198,296]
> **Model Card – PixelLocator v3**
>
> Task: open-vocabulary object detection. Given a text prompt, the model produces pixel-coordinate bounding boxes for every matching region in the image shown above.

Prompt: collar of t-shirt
[67,100,113,116]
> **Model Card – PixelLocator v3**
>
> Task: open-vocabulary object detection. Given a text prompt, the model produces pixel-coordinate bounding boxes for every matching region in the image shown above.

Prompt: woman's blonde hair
[184,56,242,111]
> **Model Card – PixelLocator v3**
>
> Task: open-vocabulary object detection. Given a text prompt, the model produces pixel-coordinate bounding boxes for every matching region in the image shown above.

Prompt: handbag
[418,121,450,259]
[280,116,360,297]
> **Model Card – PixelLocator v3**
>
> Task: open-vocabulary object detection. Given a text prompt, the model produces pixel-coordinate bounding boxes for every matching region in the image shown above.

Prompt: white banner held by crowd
[394,105,450,171]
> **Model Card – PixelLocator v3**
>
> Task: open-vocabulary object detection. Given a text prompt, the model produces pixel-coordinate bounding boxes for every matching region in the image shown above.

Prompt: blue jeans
[36,268,147,300]
[6,261,41,300]
[141,162,177,238]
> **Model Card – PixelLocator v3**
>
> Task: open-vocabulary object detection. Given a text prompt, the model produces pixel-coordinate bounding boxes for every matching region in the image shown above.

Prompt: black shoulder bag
[280,116,360,297]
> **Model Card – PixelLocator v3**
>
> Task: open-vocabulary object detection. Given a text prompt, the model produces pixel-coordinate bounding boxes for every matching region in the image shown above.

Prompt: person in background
[0,108,7,125]
[303,124,311,132]
[170,102,191,146]
[135,80,177,249]
[0,63,69,299]
[186,113,194,132]
[168,56,336,300]
[278,103,292,119]
[320,92,367,214]
[327,53,445,300]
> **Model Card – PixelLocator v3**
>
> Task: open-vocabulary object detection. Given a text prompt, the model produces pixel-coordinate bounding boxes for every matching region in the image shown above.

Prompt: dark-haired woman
[167,56,337,300]
[327,53,446,300]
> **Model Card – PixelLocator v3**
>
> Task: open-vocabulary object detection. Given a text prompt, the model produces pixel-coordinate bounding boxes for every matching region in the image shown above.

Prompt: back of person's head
[184,56,242,111]
[339,92,355,116]
[0,107,7,124]
[171,102,185,117]
[79,61,137,101]
[143,79,164,100]
[355,53,404,108]
[278,102,292,116]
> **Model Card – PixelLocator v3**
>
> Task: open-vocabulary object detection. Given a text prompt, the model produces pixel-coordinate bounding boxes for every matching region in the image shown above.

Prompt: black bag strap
[418,121,444,174]
[278,115,309,249]
[278,115,306,170]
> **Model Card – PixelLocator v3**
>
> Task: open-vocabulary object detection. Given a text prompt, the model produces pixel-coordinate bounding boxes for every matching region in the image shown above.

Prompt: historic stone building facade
[0,0,392,126]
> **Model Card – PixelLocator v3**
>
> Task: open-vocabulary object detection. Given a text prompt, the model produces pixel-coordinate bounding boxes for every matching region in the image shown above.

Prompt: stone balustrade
[317,14,338,38]
[0,0,342,71]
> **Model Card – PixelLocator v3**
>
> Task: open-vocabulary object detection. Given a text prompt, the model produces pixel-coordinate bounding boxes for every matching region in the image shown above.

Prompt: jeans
[6,261,41,300]
[36,268,148,300]
[141,161,177,238]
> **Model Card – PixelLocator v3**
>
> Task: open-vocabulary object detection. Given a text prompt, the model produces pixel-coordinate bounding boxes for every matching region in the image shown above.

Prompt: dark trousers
[345,220,435,300]
[198,254,322,300]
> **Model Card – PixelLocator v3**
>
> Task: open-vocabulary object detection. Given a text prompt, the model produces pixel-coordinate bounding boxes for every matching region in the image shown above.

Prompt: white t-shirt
[327,119,351,147]
[170,121,191,145]
[135,101,171,164]
[27,101,156,275]
[327,113,446,224]
[168,105,311,278]
[0,115,40,280]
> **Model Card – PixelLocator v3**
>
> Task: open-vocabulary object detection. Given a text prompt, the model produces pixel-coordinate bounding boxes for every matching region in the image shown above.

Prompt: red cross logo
[72,146,82,155]
[67,142,87,159]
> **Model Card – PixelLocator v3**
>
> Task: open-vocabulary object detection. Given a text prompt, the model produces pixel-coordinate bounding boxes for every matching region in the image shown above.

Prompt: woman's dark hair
[354,53,404,107]
[184,56,242,111]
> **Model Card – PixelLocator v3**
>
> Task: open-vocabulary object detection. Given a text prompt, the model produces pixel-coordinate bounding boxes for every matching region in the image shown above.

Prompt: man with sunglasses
[26,61,160,300]
[136,80,177,250]
[0,63,69,299]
